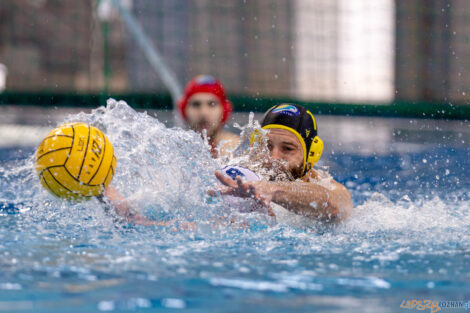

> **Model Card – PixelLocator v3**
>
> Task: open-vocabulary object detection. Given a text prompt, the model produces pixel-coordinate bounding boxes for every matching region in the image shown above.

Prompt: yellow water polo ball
[35,123,116,200]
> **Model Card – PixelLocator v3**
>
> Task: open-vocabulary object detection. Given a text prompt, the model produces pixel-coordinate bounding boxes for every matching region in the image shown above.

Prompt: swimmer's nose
[270,146,282,160]
[199,103,211,117]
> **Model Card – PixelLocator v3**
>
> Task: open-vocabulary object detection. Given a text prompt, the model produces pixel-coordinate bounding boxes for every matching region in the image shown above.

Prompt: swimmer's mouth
[198,122,211,129]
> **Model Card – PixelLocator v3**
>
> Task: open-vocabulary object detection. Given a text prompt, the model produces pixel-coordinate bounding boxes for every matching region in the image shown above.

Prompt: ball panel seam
[37,165,63,178]
[87,128,106,185]
[41,134,73,141]
[36,147,71,162]
[64,124,76,168]
[62,165,102,187]
[46,168,76,195]
[77,124,91,181]
[40,173,62,198]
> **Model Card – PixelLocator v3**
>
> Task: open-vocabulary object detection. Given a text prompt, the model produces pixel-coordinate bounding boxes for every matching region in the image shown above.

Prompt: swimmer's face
[185,92,223,138]
[265,128,304,178]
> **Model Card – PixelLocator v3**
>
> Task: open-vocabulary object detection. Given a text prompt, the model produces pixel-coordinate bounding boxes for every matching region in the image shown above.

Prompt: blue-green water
[0,101,469,312]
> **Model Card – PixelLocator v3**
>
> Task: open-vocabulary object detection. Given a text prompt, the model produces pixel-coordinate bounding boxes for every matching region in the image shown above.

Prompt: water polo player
[178,75,239,158]
[215,104,353,221]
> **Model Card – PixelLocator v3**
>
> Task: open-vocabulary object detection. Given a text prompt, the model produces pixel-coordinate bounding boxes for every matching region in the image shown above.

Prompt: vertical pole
[101,20,110,95]
[111,0,183,106]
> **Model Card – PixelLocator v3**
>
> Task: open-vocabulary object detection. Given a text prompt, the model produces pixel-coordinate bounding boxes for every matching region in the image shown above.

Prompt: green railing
[1,91,469,120]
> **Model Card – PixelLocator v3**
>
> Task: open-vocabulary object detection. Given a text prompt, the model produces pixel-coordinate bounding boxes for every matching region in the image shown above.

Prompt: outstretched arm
[102,186,168,226]
[102,186,196,229]
[215,171,352,221]
[268,179,352,220]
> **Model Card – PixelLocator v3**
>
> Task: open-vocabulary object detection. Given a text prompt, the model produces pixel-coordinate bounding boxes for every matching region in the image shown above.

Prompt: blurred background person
[178,75,239,158]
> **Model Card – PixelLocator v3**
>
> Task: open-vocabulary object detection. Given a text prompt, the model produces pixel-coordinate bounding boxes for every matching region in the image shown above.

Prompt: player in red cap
[178,75,239,158]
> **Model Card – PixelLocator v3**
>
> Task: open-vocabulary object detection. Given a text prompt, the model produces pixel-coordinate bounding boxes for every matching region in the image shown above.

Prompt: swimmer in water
[178,75,239,158]
[215,104,353,221]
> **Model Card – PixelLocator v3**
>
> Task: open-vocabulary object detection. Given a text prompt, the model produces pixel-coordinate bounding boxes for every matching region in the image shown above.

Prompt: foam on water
[0,100,469,311]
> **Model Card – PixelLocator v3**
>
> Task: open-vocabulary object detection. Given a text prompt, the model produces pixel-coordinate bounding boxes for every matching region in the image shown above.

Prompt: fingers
[216,172,253,197]
[251,188,261,200]
[236,176,251,195]
[208,186,239,197]
[267,206,276,219]
[249,185,257,197]
[218,188,239,196]
[254,192,269,207]
[215,172,267,202]
[215,171,238,188]
[236,176,244,189]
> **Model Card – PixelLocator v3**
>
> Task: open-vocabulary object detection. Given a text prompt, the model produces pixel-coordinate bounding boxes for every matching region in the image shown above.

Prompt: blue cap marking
[196,75,217,85]
[224,167,245,180]
[272,104,300,116]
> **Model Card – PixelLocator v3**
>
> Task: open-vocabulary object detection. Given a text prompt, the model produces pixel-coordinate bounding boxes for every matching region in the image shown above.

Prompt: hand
[214,171,276,217]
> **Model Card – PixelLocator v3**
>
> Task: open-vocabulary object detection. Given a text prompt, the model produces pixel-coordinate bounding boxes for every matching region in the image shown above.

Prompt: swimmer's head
[178,75,233,137]
[254,104,323,178]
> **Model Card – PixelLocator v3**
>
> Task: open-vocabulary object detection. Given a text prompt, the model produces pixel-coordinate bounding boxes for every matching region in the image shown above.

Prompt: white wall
[295,0,395,103]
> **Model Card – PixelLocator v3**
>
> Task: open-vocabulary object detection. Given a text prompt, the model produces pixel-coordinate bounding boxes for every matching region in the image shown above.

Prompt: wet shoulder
[303,169,331,182]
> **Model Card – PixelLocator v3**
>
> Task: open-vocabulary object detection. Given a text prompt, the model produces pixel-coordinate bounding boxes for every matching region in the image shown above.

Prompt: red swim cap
[178,75,233,124]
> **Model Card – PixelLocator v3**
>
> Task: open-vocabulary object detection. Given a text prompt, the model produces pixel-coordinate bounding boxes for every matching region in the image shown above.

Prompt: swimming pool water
[0,101,469,312]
